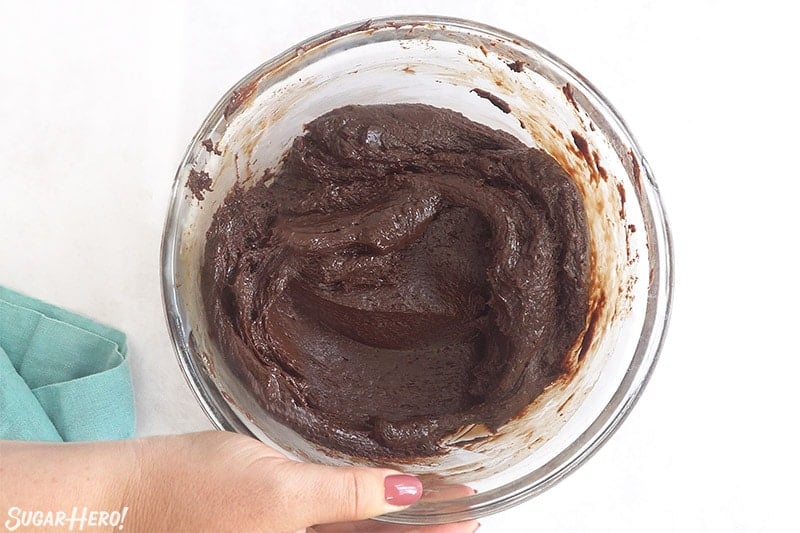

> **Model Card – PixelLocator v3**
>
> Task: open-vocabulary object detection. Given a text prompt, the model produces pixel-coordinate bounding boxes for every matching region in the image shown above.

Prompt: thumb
[269,460,423,528]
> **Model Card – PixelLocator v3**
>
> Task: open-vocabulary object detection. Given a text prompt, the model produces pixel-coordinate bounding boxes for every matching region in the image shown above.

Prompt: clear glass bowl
[161,15,673,524]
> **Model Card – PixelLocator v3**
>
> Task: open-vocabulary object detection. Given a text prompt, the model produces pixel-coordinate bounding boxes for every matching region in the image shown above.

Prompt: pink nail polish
[384,474,423,506]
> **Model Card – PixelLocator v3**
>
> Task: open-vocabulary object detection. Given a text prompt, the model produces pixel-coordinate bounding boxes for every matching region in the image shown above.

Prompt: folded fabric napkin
[0,285,134,441]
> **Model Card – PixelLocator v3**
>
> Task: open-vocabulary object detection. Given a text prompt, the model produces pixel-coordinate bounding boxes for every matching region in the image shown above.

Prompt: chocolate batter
[202,104,590,458]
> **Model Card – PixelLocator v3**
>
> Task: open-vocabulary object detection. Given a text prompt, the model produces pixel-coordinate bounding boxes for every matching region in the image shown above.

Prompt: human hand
[0,431,479,533]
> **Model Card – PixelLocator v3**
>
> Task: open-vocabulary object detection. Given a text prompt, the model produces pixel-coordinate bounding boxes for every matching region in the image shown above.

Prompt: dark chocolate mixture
[202,104,590,457]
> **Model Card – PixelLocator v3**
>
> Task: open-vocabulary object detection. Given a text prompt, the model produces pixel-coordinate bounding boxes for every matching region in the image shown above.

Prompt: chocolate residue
[506,60,525,72]
[202,104,590,458]
[330,19,372,39]
[471,88,511,114]
[186,169,213,201]
[628,224,637,233]
[576,293,605,363]
[224,81,258,119]
[592,151,609,181]
[202,138,222,156]
[630,152,641,179]
[617,182,627,219]
[628,149,643,194]
[571,131,593,164]
[562,83,580,112]
[570,132,608,184]
[557,392,576,414]
[385,21,424,30]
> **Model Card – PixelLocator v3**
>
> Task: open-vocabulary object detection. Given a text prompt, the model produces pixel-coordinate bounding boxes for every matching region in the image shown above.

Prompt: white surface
[1,1,797,531]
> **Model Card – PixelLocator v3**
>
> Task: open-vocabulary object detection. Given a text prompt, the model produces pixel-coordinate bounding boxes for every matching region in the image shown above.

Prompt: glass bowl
[161,15,672,524]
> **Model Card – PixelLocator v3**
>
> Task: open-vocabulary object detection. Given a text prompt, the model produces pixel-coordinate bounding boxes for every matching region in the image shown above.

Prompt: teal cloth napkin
[0,285,134,441]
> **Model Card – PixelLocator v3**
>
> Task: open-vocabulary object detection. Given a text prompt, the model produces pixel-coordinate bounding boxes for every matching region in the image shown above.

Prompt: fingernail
[384,474,423,506]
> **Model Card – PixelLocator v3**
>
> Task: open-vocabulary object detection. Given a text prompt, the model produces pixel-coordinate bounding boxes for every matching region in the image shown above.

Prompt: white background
[1,1,798,531]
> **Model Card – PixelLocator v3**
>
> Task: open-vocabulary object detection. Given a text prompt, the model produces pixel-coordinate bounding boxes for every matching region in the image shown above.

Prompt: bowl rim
[160,14,674,524]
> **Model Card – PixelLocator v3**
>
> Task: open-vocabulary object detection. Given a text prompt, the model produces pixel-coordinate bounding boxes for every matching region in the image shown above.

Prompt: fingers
[268,460,423,528]
[419,483,477,503]
[309,518,481,533]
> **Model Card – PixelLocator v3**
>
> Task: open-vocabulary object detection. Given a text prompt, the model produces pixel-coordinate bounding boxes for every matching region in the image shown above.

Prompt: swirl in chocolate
[202,104,590,458]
